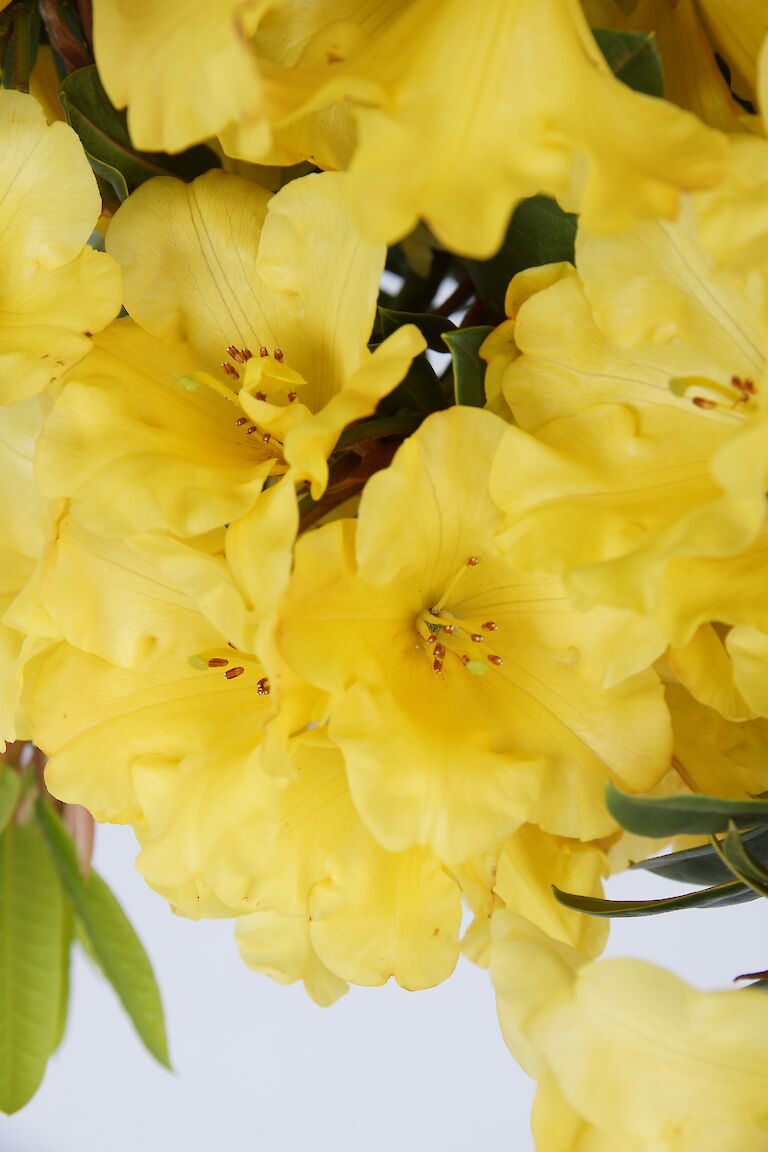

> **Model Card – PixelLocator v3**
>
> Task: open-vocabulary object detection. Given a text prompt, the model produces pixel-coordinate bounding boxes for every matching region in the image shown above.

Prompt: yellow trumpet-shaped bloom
[248,0,727,256]
[91,0,269,154]
[491,913,768,1151]
[0,90,121,404]
[106,169,423,500]
[236,730,461,993]
[489,139,768,655]
[275,406,671,863]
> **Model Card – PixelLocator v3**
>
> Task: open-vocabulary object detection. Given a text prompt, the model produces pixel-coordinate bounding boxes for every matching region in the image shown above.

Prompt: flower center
[669,372,759,414]
[415,556,503,676]
[188,644,270,694]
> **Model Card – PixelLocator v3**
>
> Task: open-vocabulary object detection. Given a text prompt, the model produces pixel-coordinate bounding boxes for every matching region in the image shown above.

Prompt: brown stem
[39,0,91,70]
[434,276,474,317]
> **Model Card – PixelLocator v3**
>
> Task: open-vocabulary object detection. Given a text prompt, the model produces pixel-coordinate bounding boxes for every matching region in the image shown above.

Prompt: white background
[1,823,764,1152]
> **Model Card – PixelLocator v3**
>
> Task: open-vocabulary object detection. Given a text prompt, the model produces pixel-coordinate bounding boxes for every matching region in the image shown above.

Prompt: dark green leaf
[377,308,456,352]
[593,29,664,98]
[606,781,768,837]
[715,823,768,897]
[0,820,65,1114]
[553,876,758,919]
[336,411,422,450]
[1,1,41,93]
[632,825,768,887]
[463,196,576,312]
[0,769,21,836]
[443,327,493,408]
[376,351,446,416]
[58,66,219,200]
[37,801,170,1068]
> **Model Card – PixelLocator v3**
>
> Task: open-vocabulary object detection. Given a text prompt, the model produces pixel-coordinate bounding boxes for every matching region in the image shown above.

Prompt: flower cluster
[4,0,768,1142]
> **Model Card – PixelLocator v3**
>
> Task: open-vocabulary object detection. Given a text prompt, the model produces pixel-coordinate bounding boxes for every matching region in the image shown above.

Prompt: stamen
[482,621,498,631]
[246,425,258,434]
[442,624,456,635]
[225,666,245,679]
[241,348,253,361]
[227,345,245,363]
[287,391,297,402]
[257,677,271,696]
[259,346,269,358]
[467,556,479,566]
[692,397,717,409]
[487,654,504,666]
[222,362,240,381]
[262,433,272,444]
[470,634,483,643]
[235,417,248,426]
[255,391,267,402]
[208,658,229,668]
[274,348,284,362]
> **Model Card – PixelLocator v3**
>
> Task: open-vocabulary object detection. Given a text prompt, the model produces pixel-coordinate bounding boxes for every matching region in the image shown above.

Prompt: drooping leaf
[606,782,768,837]
[37,801,170,1068]
[58,65,219,201]
[51,902,73,1056]
[443,326,494,408]
[377,308,457,351]
[0,820,65,1114]
[593,29,664,98]
[553,876,758,919]
[633,825,768,887]
[713,822,768,898]
[463,197,576,312]
[0,768,21,835]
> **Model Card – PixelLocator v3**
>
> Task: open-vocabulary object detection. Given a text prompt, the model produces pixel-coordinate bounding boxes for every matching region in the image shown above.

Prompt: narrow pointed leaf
[377,308,456,351]
[36,801,170,1068]
[0,769,21,835]
[0,820,65,1114]
[632,825,768,887]
[50,902,73,1055]
[553,876,757,918]
[606,782,768,837]
[593,29,664,98]
[443,327,494,408]
[713,823,768,897]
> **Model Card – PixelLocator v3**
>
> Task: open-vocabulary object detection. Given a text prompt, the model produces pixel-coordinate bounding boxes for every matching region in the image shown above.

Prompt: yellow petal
[92,0,268,153]
[236,910,348,1007]
[0,90,121,403]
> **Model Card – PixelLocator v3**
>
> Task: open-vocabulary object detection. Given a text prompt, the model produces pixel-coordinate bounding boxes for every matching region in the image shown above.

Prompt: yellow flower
[248,0,727,256]
[236,729,461,993]
[274,406,671,863]
[105,169,424,500]
[586,0,764,132]
[27,526,292,917]
[489,138,768,651]
[0,90,121,404]
[491,912,768,1151]
[91,0,268,154]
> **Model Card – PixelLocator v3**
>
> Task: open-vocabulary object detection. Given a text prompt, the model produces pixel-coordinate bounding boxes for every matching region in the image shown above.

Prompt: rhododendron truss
[3,4,768,1147]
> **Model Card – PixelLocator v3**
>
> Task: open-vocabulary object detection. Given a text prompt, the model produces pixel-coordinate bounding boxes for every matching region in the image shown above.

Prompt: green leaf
[0,1,41,93]
[632,825,768,887]
[58,66,219,200]
[0,768,21,835]
[553,876,758,919]
[443,327,494,408]
[376,351,446,416]
[377,308,457,351]
[606,781,768,837]
[593,29,664,98]
[37,801,170,1068]
[51,903,73,1056]
[463,196,576,313]
[336,411,422,450]
[713,822,768,897]
[0,820,65,1114]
